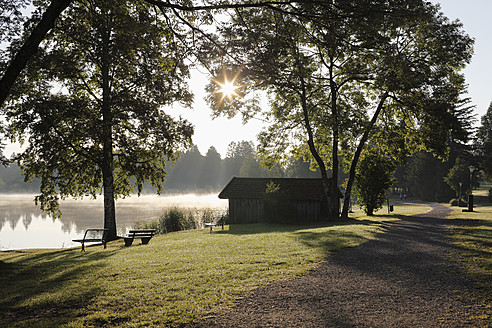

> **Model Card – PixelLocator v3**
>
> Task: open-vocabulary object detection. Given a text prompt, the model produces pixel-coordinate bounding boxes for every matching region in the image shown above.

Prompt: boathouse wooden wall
[219,178,342,224]
[228,198,264,224]
[228,198,325,224]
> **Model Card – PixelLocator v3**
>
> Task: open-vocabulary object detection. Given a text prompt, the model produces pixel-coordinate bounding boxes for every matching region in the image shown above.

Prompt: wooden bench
[72,228,108,252]
[122,229,156,247]
[204,216,225,233]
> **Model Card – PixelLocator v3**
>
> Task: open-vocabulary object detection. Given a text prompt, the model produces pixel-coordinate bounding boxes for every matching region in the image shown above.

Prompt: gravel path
[187,204,490,327]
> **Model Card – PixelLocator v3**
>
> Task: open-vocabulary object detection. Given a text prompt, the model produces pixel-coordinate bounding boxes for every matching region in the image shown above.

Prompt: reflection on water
[0,194,227,250]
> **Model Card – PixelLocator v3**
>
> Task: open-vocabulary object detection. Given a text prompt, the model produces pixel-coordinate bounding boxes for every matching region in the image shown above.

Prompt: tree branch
[144,0,309,12]
[0,0,73,107]
[341,91,389,218]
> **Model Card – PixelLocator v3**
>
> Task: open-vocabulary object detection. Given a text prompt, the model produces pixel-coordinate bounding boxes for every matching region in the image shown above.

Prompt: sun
[220,80,237,98]
[213,69,243,106]
[216,78,239,101]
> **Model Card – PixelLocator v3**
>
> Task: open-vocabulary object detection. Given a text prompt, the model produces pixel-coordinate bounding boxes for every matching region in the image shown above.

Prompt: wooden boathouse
[218,177,342,224]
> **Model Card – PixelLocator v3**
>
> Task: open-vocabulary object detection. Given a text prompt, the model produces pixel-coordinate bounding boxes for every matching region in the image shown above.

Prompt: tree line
[0,140,320,193]
[354,99,492,215]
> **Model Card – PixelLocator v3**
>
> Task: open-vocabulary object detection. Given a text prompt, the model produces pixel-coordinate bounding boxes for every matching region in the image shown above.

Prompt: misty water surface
[0,194,226,250]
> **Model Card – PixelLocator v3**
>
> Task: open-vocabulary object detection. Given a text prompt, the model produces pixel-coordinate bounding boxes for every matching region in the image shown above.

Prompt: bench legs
[123,237,153,246]
[80,241,106,251]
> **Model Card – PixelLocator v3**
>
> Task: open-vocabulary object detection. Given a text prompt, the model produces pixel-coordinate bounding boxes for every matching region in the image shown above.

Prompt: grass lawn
[448,186,492,319]
[0,202,429,327]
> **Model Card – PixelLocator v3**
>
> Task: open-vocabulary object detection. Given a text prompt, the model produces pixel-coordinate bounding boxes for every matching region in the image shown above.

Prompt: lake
[0,193,227,251]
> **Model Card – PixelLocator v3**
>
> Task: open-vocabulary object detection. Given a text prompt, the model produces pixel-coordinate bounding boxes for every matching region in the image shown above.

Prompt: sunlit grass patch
[448,200,492,319]
[349,200,432,220]
[0,205,430,327]
[449,205,492,284]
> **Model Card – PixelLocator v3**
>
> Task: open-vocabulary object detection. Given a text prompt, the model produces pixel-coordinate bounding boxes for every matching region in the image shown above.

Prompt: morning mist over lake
[0,194,226,250]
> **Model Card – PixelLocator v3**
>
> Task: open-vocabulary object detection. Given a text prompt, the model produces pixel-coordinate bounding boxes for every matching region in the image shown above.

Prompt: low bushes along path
[188,204,490,327]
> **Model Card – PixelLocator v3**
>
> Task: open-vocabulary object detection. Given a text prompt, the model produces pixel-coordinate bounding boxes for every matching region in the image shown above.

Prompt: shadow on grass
[0,247,118,327]
[220,217,393,258]
[452,218,492,268]
[222,214,402,236]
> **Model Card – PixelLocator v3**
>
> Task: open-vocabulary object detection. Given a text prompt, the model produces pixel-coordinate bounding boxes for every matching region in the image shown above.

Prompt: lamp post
[469,166,474,192]
[468,166,474,212]
[458,182,462,207]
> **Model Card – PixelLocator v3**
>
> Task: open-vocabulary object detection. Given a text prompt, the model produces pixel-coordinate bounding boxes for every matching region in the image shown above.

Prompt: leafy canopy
[205,0,474,219]
[3,0,194,215]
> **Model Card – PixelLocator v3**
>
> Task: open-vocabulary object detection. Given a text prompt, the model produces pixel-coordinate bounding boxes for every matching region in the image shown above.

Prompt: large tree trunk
[341,92,389,219]
[102,157,117,241]
[100,16,117,241]
[0,0,72,107]
[330,76,340,218]
[299,78,338,219]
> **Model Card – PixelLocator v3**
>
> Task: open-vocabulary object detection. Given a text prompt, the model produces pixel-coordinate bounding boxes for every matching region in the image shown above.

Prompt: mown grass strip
[448,198,492,321]
[0,202,428,327]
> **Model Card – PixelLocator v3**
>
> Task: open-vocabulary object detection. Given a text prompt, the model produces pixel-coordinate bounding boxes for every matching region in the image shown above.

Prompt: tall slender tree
[476,102,492,181]
[3,0,194,240]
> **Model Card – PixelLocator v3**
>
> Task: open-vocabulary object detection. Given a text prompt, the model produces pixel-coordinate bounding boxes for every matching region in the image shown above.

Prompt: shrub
[449,198,468,207]
[160,208,197,233]
[354,150,395,216]
[134,207,228,233]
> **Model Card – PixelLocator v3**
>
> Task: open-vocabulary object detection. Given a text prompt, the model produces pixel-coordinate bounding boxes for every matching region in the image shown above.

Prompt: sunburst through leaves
[213,70,243,106]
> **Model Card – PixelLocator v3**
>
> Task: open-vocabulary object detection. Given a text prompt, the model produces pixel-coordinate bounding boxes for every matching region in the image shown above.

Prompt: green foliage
[284,157,320,178]
[162,141,286,193]
[207,0,474,220]
[160,208,198,233]
[199,146,223,189]
[0,162,40,192]
[265,180,280,194]
[444,157,472,198]
[3,0,194,221]
[476,102,492,181]
[263,180,297,223]
[136,207,198,234]
[399,151,455,202]
[135,207,229,234]
[354,149,395,216]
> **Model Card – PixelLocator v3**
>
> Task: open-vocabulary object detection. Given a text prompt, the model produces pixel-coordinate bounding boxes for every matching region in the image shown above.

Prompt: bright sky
[432,0,492,119]
[165,68,266,158]
[4,1,491,158]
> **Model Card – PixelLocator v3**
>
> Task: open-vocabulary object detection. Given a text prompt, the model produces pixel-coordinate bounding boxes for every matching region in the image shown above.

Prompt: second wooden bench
[122,229,156,247]
[72,228,108,252]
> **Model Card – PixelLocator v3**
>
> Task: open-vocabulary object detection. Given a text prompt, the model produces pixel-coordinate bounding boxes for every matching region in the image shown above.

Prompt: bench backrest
[128,229,156,237]
[84,228,109,241]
